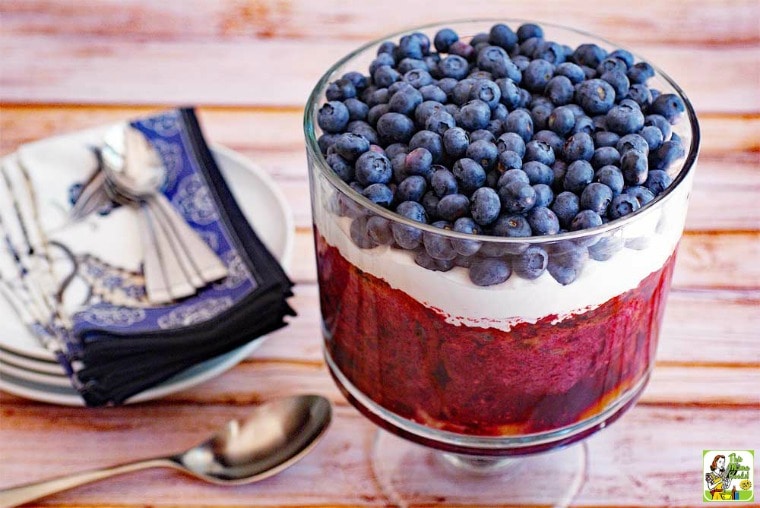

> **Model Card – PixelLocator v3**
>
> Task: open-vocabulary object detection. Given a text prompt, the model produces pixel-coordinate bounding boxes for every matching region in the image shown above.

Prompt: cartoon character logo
[704,450,754,502]
[706,455,733,500]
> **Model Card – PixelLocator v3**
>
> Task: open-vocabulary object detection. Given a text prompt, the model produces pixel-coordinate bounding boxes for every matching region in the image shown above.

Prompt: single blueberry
[627,62,655,84]
[471,187,501,226]
[588,234,624,261]
[575,79,616,115]
[617,133,650,155]
[367,103,391,125]
[466,139,499,170]
[373,65,401,88]
[593,130,620,148]
[376,41,396,56]
[476,45,511,75]
[621,149,648,185]
[492,213,533,240]
[377,112,416,143]
[626,185,656,207]
[547,241,589,285]
[650,93,686,124]
[523,59,555,93]
[563,160,594,193]
[326,153,353,182]
[572,115,595,136]
[625,83,653,108]
[594,165,625,195]
[533,129,565,154]
[523,161,554,186]
[396,34,424,60]
[608,49,634,68]
[644,114,672,140]
[389,86,423,115]
[409,130,444,163]
[644,169,672,195]
[396,175,428,202]
[452,216,482,256]
[639,125,664,152]
[489,23,518,51]
[326,77,357,101]
[438,54,470,80]
[496,132,526,156]
[355,151,392,185]
[469,79,502,109]
[437,193,471,221]
[431,167,458,197]
[404,69,434,89]
[392,200,428,248]
[497,167,529,188]
[525,140,555,166]
[421,190,440,220]
[385,143,408,159]
[362,183,394,207]
[650,138,685,170]
[452,157,487,192]
[596,57,627,75]
[608,192,640,219]
[499,181,537,213]
[469,257,512,286]
[517,23,543,42]
[448,40,476,60]
[334,132,371,162]
[495,78,522,109]
[317,101,350,133]
[404,147,433,178]
[591,146,621,169]
[600,70,630,98]
[532,183,554,208]
[424,221,457,261]
[458,100,492,131]
[530,103,554,131]
[606,103,645,135]
[366,215,394,245]
[344,98,369,122]
[535,40,566,65]
[527,206,560,235]
[555,62,586,84]
[317,133,340,155]
[434,28,459,52]
[504,109,534,142]
[563,132,595,162]
[350,216,376,249]
[545,75,574,106]
[573,43,607,69]
[443,127,470,159]
[471,128,497,143]
[551,191,580,228]
[513,245,548,279]
[579,182,613,215]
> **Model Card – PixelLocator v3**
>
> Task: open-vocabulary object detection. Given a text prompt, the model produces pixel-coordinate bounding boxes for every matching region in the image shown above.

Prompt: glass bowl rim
[304,18,701,245]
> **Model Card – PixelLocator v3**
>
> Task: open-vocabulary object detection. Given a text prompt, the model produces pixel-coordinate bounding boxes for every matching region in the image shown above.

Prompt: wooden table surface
[1,1,759,506]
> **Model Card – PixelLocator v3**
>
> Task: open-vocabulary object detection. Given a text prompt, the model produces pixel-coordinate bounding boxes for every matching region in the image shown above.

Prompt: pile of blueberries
[316,22,687,286]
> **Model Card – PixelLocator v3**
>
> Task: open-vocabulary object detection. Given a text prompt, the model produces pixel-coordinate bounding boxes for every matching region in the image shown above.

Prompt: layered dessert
[307,21,696,451]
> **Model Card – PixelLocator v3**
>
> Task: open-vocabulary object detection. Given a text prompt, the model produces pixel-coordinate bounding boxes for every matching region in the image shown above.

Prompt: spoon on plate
[0,394,332,508]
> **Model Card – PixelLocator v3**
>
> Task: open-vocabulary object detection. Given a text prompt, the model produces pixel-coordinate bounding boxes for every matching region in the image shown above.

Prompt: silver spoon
[0,394,332,508]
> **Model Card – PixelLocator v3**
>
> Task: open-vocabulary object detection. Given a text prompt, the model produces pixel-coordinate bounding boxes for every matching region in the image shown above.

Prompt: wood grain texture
[0,1,758,506]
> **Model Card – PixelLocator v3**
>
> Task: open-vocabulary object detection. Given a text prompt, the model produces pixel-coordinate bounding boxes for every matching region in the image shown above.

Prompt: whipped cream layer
[317,172,691,332]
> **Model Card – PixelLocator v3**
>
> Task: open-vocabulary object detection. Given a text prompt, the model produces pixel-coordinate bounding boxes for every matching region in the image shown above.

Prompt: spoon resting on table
[0,394,332,508]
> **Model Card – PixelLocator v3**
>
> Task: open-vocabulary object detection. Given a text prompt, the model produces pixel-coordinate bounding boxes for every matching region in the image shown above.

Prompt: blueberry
[469,257,511,286]
[377,41,396,56]
[496,132,526,156]
[390,152,408,181]
[555,62,586,84]
[600,70,630,98]
[627,185,656,206]
[443,127,470,159]
[492,214,532,240]
[367,103,391,125]
[504,109,534,142]
[596,57,627,75]
[366,216,394,245]
[625,83,653,108]
[511,245,547,279]
[621,149,648,185]
[575,79,616,115]
[397,175,427,202]
[608,193,640,219]
[449,40,476,60]
[424,221,457,261]
[370,53,395,75]
[594,165,625,195]
[535,40,566,65]
[533,129,565,154]
[639,125,664,151]
[627,62,655,84]
[563,160,595,193]
[617,133,650,155]
[573,43,607,69]
[524,140,554,167]
[350,216,375,249]
[362,183,394,207]
[469,79,502,109]
[317,133,340,154]
[650,93,686,123]
[605,103,645,135]
[477,45,511,75]
[608,49,634,68]
[377,112,416,143]
[512,22,539,41]
[342,71,369,91]
[579,182,613,215]
[434,28,459,52]
[326,77,357,101]
[519,37,542,59]
[458,100,492,131]
[591,146,621,169]
[343,98,369,122]
[326,152,353,182]
[523,161,554,186]
[392,200,428,248]
[452,157,487,192]
[404,147,433,177]
[588,234,624,261]
[488,23,518,51]
[471,187,501,226]
[471,128,496,143]
[551,160,568,190]
[355,151,392,185]
[409,130,444,163]
[551,191,581,228]
[438,54,470,80]
[334,132,371,162]
[527,206,560,235]
[545,75,574,106]
[431,167,457,197]
[497,167,530,188]
[572,115,595,135]
[317,101,350,133]
[437,193,470,221]
[452,216,482,256]
[385,142,408,159]
[414,100,445,127]
[644,169,672,195]
[414,250,455,272]
[563,132,594,162]
[418,85,446,104]
[404,69,434,89]
[523,59,555,93]
[389,86,423,115]
[532,183,554,208]
[347,120,379,145]
[644,114,672,140]
[396,34,424,60]
[517,88,533,108]
[593,130,620,148]
[530,103,554,131]
[495,78,522,109]
[548,242,589,285]
[373,65,401,88]
[421,190,440,219]
[650,138,685,170]
[466,139,499,170]
[499,181,537,213]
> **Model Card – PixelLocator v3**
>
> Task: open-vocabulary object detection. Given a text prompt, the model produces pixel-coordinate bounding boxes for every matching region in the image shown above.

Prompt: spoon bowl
[0,394,332,507]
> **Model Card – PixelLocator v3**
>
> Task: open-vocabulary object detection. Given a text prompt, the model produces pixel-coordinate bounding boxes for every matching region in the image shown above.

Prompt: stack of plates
[0,146,294,406]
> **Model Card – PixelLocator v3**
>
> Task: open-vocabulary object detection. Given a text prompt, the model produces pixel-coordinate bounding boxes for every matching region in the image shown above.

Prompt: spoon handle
[0,457,177,508]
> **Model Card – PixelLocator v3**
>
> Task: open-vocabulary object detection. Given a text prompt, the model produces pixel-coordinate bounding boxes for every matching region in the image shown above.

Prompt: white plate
[0,144,294,405]
[0,348,63,374]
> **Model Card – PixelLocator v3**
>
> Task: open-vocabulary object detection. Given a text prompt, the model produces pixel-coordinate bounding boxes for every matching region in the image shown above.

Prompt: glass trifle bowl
[305,19,699,504]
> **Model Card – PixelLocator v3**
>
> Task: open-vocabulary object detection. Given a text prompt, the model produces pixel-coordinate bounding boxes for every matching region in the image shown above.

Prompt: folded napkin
[14,108,295,406]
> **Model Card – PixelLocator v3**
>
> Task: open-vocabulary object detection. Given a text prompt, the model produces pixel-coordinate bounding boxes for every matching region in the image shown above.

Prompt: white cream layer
[318,174,690,332]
